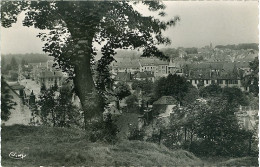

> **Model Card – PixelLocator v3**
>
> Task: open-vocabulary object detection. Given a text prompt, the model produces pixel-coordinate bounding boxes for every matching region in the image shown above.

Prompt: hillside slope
[1,125,202,166]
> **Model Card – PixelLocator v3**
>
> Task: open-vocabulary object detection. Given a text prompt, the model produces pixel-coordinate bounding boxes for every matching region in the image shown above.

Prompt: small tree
[55,85,81,127]
[37,88,56,126]
[1,77,17,121]
[114,82,131,109]
[114,82,131,100]
[153,74,191,104]
[132,79,153,95]
[125,94,139,112]
[199,84,222,98]
[222,87,249,107]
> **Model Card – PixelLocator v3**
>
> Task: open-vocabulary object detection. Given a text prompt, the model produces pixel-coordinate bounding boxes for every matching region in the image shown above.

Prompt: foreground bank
[1,125,258,166]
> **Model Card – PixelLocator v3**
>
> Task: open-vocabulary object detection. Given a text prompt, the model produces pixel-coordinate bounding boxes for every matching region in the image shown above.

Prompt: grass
[2,125,203,166]
[217,157,259,166]
[1,125,258,166]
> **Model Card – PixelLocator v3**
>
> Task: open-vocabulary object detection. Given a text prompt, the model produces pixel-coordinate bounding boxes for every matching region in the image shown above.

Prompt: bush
[128,127,145,141]
[89,114,119,144]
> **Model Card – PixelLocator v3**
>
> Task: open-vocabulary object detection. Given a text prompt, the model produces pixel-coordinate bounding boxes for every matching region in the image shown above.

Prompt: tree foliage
[153,74,191,104]
[37,85,81,127]
[215,43,258,51]
[10,57,18,70]
[1,77,17,121]
[222,87,249,106]
[166,97,254,156]
[125,94,139,111]
[249,57,259,96]
[132,79,153,95]
[199,84,249,107]
[114,82,131,101]
[37,87,56,126]
[1,1,180,119]
[199,84,222,98]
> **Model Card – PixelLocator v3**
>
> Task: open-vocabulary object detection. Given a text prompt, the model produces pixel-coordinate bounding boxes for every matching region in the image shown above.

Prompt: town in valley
[1,1,258,166]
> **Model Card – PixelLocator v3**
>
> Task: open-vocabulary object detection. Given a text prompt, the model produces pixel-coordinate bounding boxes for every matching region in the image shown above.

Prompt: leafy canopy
[1,1,179,77]
[1,77,17,121]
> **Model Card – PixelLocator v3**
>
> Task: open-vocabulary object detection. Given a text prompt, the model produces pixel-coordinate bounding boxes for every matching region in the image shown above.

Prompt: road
[19,79,41,99]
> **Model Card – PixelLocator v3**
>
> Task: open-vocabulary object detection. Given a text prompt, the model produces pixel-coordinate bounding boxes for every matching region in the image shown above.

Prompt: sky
[1,1,259,54]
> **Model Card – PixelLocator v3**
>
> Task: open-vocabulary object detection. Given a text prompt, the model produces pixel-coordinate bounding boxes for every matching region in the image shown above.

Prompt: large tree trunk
[73,54,96,129]
[65,17,103,129]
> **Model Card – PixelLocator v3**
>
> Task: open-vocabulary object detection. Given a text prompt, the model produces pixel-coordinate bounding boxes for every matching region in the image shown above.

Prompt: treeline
[161,47,198,58]
[215,43,258,51]
[2,53,52,65]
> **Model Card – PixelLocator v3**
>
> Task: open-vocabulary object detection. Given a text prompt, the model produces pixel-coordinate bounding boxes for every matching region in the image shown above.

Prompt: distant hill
[2,53,53,65]
[215,43,258,51]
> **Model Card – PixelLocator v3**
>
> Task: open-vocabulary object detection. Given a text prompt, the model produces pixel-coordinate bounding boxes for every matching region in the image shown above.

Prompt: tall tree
[249,57,259,96]
[1,77,17,121]
[37,88,57,126]
[114,82,131,101]
[10,57,18,70]
[153,74,190,104]
[55,85,81,128]
[1,1,179,120]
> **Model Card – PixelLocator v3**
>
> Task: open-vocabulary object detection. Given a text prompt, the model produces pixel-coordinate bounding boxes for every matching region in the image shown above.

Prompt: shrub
[89,114,119,144]
[128,127,145,141]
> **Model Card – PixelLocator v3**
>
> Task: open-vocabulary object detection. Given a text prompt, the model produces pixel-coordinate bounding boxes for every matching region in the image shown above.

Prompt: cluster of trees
[161,47,198,59]
[183,47,198,54]
[128,74,258,157]
[37,83,81,128]
[2,54,51,65]
[153,74,198,106]
[166,97,255,157]
[215,43,258,51]
[2,57,19,80]
[124,75,199,113]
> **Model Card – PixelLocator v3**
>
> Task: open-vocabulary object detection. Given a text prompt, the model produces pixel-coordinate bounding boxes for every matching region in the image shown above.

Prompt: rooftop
[114,72,132,82]
[134,71,154,79]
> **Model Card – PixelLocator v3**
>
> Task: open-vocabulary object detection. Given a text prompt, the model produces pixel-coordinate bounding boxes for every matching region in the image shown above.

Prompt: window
[206,80,208,84]
[217,80,223,84]
[195,80,197,84]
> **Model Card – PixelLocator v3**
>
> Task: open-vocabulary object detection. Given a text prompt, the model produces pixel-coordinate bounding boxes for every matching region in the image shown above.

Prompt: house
[111,59,140,74]
[185,62,250,91]
[133,71,155,82]
[153,96,178,117]
[138,58,169,78]
[38,70,64,89]
[168,57,190,76]
[114,71,134,89]
[138,58,158,73]
[155,59,169,77]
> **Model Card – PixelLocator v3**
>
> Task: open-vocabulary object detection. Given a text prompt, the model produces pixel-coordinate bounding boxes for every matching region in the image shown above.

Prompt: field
[1,125,258,166]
